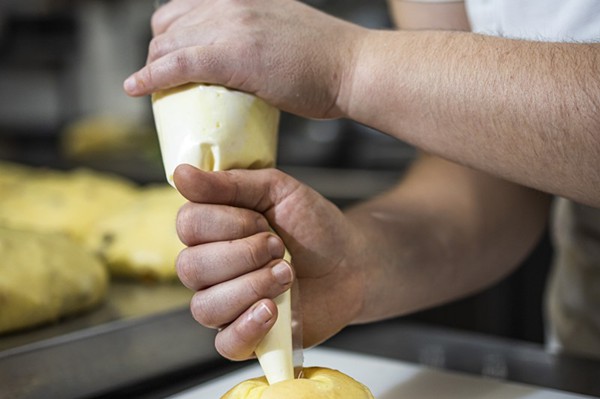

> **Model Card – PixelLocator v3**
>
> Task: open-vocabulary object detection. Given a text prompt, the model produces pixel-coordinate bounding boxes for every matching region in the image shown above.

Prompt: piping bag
[151,83,303,384]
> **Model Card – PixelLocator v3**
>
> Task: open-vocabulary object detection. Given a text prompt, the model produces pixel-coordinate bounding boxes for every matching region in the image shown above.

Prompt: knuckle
[271,169,303,201]
[236,210,258,236]
[268,168,291,183]
[246,275,265,302]
[148,37,163,60]
[175,204,195,245]
[141,63,156,90]
[193,46,229,86]
[262,168,289,190]
[242,238,264,270]
[223,332,254,360]
[150,10,167,34]
[190,293,218,327]
[222,170,241,202]
[172,49,192,75]
[215,334,246,361]
[234,7,259,26]
[175,249,198,289]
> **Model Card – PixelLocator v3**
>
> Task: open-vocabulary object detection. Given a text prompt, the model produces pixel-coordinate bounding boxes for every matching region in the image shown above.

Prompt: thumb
[173,164,301,214]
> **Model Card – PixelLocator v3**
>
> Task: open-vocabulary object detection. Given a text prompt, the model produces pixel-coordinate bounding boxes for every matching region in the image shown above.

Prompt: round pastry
[221,367,374,399]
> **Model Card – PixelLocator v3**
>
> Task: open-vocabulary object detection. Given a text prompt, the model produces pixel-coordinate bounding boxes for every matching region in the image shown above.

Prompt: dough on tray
[0,162,185,281]
[0,227,109,334]
[85,184,186,281]
[0,164,137,240]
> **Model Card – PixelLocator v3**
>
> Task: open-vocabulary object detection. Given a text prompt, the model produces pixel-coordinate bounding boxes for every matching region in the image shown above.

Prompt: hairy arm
[126,0,600,206]
[345,155,550,322]
[341,1,551,322]
[338,0,551,322]
[340,29,600,206]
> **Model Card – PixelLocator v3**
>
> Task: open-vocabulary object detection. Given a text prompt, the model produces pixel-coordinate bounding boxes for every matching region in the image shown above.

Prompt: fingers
[189,259,293,329]
[215,299,278,361]
[125,0,220,96]
[176,232,285,290]
[151,0,199,36]
[176,202,272,246]
[124,45,229,96]
[147,25,218,64]
[169,165,315,361]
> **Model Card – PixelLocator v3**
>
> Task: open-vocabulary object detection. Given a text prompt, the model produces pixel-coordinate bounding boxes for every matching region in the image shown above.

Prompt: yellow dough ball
[221,367,374,399]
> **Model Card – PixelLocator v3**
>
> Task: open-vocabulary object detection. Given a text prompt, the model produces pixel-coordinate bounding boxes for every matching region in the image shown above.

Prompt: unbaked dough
[85,184,186,281]
[220,367,374,399]
[0,164,137,240]
[0,227,108,334]
[0,162,185,281]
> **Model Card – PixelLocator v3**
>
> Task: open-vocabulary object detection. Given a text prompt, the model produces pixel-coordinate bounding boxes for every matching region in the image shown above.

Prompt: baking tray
[0,281,226,399]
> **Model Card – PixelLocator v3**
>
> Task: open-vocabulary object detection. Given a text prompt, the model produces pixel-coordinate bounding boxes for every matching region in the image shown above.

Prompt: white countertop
[170,347,594,399]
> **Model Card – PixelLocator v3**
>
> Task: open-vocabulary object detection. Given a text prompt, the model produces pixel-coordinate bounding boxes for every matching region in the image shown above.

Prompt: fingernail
[253,303,273,324]
[268,235,283,258]
[124,76,137,93]
[272,262,293,285]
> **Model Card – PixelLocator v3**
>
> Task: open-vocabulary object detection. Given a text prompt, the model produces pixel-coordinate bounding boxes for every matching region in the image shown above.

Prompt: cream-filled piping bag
[152,83,302,385]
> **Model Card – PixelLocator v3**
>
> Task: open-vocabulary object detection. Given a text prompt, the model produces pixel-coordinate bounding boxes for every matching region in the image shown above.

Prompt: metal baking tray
[0,281,226,399]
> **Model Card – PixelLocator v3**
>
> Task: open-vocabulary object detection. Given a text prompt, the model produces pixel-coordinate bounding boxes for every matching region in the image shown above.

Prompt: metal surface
[0,308,223,399]
[0,281,210,399]
[326,321,600,398]
[0,281,192,352]
[2,307,600,398]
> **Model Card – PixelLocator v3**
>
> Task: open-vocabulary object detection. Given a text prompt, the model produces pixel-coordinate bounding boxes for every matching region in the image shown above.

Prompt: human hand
[124,0,368,119]
[173,164,366,360]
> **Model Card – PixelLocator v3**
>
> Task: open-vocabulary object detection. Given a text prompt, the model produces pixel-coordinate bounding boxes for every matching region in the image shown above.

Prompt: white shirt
[464,0,600,359]
[466,0,600,41]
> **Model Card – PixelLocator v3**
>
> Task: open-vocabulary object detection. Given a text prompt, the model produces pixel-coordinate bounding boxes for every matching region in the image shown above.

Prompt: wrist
[341,209,392,324]
[336,30,408,124]
[334,28,376,120]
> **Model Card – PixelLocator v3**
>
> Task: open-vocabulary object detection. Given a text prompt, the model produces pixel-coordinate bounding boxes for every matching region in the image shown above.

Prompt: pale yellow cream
[152,83,280,186]
[0,227,108,334]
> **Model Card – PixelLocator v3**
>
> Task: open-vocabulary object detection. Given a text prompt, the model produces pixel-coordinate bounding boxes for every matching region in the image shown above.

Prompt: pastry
[85,184,186,281]
[0,227,108,334]
[0,165,137,240]
[220,367,375,399]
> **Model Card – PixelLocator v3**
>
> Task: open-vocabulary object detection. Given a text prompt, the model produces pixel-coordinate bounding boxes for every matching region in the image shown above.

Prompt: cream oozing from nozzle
[152,83,296,384]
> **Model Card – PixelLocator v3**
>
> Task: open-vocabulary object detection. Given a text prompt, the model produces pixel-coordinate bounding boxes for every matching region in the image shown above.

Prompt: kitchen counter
[327,321,600,397]
[2,306,599,399]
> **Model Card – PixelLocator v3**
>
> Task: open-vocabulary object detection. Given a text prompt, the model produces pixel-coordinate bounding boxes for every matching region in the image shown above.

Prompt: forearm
[343,157,551,323]
[340,30,600,206]
[127,0,599,205]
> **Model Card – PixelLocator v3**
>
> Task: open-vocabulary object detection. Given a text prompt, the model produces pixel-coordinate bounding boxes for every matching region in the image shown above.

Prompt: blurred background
[0,0,552,344]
